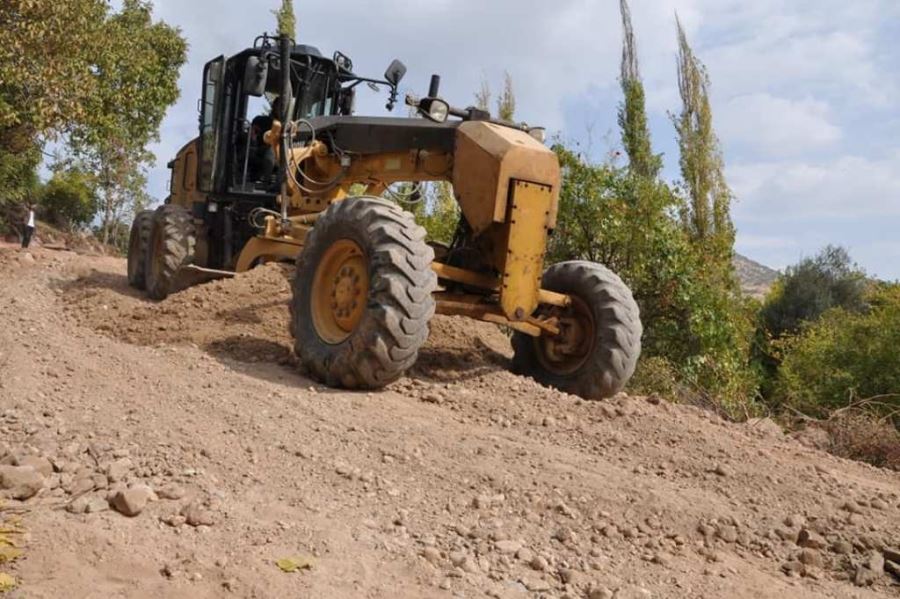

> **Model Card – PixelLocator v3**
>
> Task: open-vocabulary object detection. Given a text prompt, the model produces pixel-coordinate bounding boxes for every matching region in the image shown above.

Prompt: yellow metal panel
[501,180,553,321]
[431,262,499,290]
[453,122,561,235]
[234,236,305,272]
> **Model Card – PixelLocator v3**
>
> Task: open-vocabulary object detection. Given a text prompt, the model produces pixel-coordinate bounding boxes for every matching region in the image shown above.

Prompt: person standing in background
[22,204,35,249]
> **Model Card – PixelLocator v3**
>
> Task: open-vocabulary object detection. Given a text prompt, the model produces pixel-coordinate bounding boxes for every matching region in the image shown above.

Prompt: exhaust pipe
[279,34,293,225]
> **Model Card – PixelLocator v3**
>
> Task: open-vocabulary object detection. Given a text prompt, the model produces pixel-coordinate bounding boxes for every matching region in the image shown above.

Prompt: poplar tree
[673,16,734,255]
[475,79,491,112]
[617,0,662,179]
[497,72,516,121]
[273,0,297,39]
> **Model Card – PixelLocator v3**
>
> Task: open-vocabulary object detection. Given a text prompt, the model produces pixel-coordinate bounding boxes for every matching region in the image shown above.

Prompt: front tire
[127,210,153,290]
[292,197,436,389]
[512,261,642,399]
[146,204,196,301]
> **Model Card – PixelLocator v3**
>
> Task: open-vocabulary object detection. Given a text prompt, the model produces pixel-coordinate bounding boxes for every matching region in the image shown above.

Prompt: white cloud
[717,93,841,157]
[736,234,799,251]
[729,151,900,220]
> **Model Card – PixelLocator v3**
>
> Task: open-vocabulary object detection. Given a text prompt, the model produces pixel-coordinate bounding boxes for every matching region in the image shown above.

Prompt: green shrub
[761,245,867,339]
[549,145,757,413]
[418,182,459,244]
[40,168,99,230]
[775,284,900,418]
[629,356,679,397]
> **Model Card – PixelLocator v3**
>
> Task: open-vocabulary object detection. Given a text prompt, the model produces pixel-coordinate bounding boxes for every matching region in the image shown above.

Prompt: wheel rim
[311,239,369,344]
[533,295,596,376]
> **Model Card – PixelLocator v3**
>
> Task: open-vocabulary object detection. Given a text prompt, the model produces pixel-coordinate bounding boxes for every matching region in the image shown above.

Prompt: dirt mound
[61,261,519,382]
[63,262,296,364]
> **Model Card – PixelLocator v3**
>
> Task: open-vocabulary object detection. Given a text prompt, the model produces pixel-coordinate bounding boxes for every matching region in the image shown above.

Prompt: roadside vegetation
[0,0,186,251]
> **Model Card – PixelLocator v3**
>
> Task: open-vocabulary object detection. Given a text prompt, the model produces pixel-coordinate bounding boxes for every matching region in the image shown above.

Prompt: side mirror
[384,59,407,87]
[243,56,269,97]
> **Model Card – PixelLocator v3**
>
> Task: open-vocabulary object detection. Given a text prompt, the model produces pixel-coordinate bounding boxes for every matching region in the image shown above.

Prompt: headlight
[528,127,546,144]
[426,99,450,123]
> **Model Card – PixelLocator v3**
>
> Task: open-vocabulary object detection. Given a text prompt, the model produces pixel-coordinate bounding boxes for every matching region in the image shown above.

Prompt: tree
[673,16,734,259]
[273,0,297,38]
[67,0,187,247]
[0,1,107,134]
[775,284,900,419]
[762,245,868,339]
[548,145,757,408]
[617,0,662,179]
[0,0,108,214]
[420,183,459,244]
[1,0,184,245]
[497,72,516,121]
[40,168,99,230]
[475,79,491,112]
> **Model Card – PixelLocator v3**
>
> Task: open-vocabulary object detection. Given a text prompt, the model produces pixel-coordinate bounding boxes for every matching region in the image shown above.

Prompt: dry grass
[823,412,900,471]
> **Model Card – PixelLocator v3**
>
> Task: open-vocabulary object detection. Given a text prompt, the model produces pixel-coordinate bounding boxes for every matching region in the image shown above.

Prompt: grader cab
[127,34,642,399]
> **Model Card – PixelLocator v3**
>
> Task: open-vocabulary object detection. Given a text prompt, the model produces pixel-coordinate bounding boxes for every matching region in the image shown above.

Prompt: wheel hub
[312,239,369,344]
[534,296,595,375]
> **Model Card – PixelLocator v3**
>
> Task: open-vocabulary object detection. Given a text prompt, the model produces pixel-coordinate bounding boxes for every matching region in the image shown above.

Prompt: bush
[549,145,757,412]
[822,412,900,471]
[40,168,99,230]
[0,135,40,234]
[629,356,679,397]
[761,245,867,339]
[775,284,900,418]
[388,182,459,244]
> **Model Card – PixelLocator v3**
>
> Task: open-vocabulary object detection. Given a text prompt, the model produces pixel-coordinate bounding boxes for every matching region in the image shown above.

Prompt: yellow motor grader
[127,34,642,399]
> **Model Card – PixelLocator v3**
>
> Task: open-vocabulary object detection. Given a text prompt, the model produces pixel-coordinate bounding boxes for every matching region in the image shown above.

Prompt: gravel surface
[0,245,898,599]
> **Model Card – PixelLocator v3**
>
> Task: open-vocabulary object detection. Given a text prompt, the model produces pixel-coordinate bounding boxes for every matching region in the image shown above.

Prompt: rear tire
[127,210,153,290]
[292,197,436,389]
[146,204,196,301]
[512,261,642,399]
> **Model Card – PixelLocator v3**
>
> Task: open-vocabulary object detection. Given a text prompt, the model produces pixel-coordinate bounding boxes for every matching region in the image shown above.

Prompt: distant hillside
[734,253,780,299]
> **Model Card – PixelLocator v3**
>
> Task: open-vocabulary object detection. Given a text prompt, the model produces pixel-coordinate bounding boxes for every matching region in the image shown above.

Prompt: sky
[144,0,900,280]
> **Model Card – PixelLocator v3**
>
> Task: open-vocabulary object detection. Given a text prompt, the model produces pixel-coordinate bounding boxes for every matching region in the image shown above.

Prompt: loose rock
[156,484,186,500]
[110,485,154,517]
[495,540,521,555]
[797,529,827,550]
[420,547,441,565]
[181,501,216,527]
[0,465,44,500]
[106,458,133,483]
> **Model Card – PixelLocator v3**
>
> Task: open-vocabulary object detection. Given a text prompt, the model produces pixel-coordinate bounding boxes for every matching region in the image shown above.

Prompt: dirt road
[1,246,898,599]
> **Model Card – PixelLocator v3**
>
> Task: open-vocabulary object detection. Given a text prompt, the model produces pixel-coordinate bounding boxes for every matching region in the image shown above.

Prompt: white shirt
[26,210,34,228]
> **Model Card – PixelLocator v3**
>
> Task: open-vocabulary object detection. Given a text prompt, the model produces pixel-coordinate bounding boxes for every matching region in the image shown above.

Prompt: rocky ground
[0,244,898,599]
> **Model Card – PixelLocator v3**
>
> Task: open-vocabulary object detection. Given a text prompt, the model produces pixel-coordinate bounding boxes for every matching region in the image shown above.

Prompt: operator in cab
[248,95,284,184]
